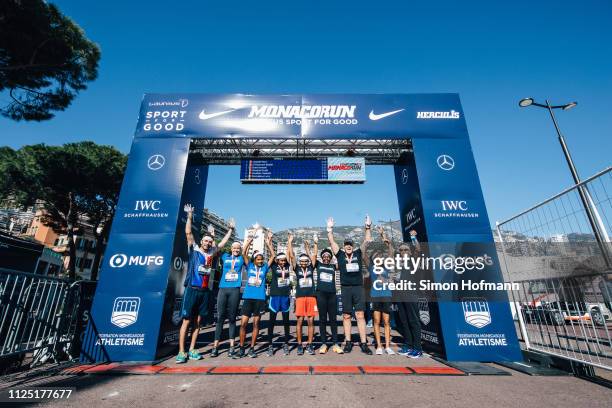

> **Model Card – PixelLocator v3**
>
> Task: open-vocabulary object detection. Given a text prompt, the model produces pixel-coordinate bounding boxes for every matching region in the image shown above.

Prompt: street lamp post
[519,98,611,267]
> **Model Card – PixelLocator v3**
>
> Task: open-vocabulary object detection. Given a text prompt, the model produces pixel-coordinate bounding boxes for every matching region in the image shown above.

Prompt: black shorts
[241,298,267,317]
[181,286,210,320]
[341,285,365,313]
[372,299,392,314]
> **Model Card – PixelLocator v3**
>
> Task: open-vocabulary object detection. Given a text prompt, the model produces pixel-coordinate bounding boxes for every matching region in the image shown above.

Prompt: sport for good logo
[111,297,141,328]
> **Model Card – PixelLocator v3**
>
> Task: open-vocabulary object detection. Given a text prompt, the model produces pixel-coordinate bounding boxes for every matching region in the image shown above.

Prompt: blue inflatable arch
[82,94,521,362]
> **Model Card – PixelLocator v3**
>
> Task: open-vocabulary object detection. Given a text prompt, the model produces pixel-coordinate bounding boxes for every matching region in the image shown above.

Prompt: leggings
[316,291,338,345]
[396,302,422,351]
[268,311,291,344]
[214,287,241,342]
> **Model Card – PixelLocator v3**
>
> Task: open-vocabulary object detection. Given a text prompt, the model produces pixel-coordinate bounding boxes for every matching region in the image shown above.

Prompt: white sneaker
[385,347,395,355]
[376,348,383,355]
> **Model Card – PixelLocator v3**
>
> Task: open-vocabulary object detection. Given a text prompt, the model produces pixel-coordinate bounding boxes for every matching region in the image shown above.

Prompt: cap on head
[343,239,354,247]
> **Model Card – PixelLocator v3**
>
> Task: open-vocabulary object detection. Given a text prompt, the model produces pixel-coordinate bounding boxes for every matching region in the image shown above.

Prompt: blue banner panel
[112,138,190,234]
[82,138,190,362]
[157,163,209,358]
[437,301,522,361]
[412,138,522,361]
[81,290,165,362]
[135,94,468,140]
[394,154,446,355]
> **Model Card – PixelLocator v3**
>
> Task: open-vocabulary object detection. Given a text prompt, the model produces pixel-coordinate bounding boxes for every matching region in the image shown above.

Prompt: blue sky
[1,1,611,232]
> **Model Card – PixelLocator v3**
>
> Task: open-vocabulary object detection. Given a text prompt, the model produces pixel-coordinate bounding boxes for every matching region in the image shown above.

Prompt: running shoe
[175,351,188,364]
[267,345,274,357]
[248,348,257,358]
[236,347,245,359]
[283,343,290,355]
[332,344,344,354]
[408,350,423,359]
[360,342,373,355]
[343,342,353,353]
[385,347,396,355]
[398,345,413,356]
[297,345,304,355]
[228,346,235,358]
[366,320,373,328]
[306,344,315,355]
[375,347,383,355]
[319,344,328,354]
[210,347,219,358]
[188,349,202,360]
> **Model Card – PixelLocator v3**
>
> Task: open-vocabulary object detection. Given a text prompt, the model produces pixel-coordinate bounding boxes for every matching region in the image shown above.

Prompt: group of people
[176,203,423,363]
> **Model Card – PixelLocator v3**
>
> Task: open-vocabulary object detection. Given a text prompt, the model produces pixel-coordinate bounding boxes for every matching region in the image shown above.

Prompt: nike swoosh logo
[368,109,405,121]
[198,109,235,120]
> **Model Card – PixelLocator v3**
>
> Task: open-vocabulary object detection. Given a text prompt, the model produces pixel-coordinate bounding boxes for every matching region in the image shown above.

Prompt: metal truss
[189,138,412,164]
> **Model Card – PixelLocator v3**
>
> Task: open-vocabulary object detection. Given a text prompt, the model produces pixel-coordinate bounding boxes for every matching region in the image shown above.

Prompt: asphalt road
[3,368,609,408]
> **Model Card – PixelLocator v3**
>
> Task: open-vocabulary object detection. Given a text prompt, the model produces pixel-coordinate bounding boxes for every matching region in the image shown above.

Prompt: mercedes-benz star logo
[437,154,455,171]
[401,169,409,184]
[147,154,165,171]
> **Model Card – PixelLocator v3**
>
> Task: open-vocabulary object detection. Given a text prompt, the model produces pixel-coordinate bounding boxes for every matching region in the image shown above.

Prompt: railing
[496,167,612,371]
[0,269,89,372]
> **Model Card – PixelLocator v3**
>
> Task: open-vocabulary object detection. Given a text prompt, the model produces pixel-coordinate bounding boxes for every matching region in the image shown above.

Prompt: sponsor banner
[421,198,491,236]
[157,162,209,358]
[412,138,492,236]
[81,291,165,362]
[113,138,190,234]
[82,138,190,362]
[393,154,445,355]
[424,241,509,302]
[411,138,486,197]
[101,233,176,291]
[135,94,468,140]
[437,300,522,361]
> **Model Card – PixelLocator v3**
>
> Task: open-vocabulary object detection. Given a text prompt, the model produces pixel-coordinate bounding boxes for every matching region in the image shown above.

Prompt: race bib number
[346,263,359,273]
[299,278,313,288]
[319,272,333,283]
[225,270,238,282]
[247,276,262,287]
[198,266,212,276]
[277,278,289,287]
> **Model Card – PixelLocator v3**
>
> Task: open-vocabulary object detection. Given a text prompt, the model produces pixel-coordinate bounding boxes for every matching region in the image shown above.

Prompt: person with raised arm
[210,217,245,358]
[288,234,318,355]
[395,230,424,358]
[265,233,293,357]
[327,215,373,355]
[307,233,343,354]
[364,226,396,355]
[176,203,221,363]
[238,229,275,358]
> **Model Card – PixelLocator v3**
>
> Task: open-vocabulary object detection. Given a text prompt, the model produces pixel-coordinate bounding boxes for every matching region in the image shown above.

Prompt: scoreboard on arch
[240,157,366,184]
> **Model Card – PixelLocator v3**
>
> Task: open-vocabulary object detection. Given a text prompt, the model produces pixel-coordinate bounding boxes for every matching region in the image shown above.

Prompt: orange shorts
[295,296,318,317]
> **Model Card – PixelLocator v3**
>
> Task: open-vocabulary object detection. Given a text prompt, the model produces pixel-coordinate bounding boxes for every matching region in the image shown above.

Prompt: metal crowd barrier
[496,167,612,371]
[0,269,85,372]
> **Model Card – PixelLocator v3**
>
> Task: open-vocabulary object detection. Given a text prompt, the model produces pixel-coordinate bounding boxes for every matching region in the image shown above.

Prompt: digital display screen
[240,158,365,183]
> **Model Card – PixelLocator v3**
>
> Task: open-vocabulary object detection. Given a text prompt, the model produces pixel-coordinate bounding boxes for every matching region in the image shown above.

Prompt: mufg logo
[111,297,141,328]
[462,298,492,328]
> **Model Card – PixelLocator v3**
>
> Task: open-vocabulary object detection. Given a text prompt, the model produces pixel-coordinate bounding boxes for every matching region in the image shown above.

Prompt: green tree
[81,145,127,280]
[0,0,100,121]
[5,142,126,280]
